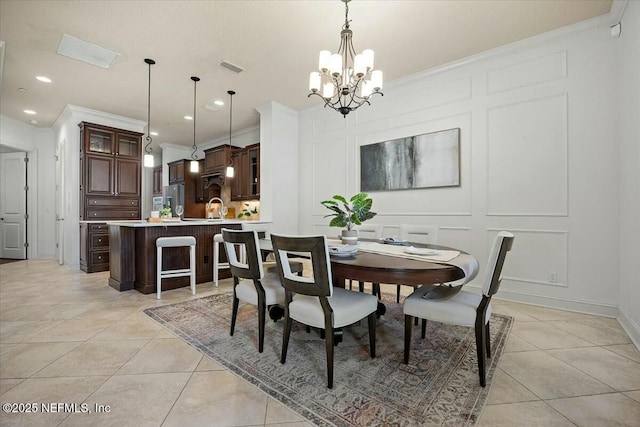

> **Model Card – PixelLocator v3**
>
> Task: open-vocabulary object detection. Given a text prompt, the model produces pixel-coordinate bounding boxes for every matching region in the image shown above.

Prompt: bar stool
[156,236,196,299]
[213,233,228,287]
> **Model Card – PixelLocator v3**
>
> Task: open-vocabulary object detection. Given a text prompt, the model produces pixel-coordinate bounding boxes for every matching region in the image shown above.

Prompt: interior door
[55,141,65,265]
[0,152,27,259]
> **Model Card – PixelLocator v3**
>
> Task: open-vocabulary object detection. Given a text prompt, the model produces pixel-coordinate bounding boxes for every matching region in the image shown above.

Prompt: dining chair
[394,224,439,302]
[352,224,384,294]
[403,231,514,387]
[222,228,285,353]
[271,233,378,389]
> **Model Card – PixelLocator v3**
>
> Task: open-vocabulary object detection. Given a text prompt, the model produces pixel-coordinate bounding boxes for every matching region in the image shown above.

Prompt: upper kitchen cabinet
[152,165,163,196]
[230,143,260,201]
[168,160,185,184]
[79,122,143,201]
[203,144,237,175]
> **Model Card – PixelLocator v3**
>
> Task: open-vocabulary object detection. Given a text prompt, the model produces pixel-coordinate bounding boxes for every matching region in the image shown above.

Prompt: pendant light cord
[144,58,155,154]
[191,76,200,161]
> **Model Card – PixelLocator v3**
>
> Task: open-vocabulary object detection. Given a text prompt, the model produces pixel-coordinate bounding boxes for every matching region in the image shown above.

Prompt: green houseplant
[321,193,377,243]
[237,203,259,219]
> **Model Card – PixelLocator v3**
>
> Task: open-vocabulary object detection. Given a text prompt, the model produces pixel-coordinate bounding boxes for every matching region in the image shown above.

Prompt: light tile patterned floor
[0,259,638,426]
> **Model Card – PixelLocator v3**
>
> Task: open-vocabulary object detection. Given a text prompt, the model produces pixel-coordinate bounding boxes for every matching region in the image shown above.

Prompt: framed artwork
[360,128,460,191]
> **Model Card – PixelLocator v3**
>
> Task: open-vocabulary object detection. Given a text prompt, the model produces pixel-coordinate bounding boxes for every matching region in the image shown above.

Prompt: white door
[55,141,65,264]
[0,152,27,259]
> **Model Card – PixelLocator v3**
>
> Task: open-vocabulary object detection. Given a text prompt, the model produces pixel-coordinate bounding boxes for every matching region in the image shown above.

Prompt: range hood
[202,173,225,189]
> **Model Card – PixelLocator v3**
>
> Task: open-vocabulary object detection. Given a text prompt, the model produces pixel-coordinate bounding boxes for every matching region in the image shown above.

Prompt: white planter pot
[341,229,358,245]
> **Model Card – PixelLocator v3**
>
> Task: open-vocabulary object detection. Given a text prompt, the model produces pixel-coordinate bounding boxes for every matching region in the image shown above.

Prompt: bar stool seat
[156,236,196,299]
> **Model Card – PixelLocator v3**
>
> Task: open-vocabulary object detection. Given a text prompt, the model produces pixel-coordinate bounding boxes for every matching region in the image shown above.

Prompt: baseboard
[465,285,620,318]
[617,310,640,351]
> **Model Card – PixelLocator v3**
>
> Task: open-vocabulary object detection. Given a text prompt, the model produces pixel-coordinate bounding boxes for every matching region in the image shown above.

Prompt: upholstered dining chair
[394,224,440,302]
[222,228,285,353]
[403,231,515,387]
[271,233,378,389]
[351,224,384,294]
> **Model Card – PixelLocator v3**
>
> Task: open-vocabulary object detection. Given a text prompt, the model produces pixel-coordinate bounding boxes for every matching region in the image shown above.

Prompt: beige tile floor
[0,259,638,426]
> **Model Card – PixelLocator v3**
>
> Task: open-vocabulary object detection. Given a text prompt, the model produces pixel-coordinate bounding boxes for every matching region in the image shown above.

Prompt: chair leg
[280,310,292,364]
[156,246,162,300]
[485,321,491,358]
[396,285,401,303]
[404,314,413,364]
[367,312,376,358]
[373,283,381,299]
[258,300,266,353]
[475,321,487,387]
[325,323,334,389]
[189,245,196,295]
[213,240,219,287]
[421,319,427,339]
[230,288,239,336]
[359,281,364,292]
[414,316,418,326]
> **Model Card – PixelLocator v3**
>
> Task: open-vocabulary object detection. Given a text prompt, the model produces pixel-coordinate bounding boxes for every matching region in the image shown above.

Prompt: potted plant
[321,193,377,244]
[237,203,259,219]
[159,206,172,218]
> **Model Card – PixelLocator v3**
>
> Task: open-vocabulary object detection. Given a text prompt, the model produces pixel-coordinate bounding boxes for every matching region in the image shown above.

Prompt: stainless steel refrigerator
[162,184,184,217]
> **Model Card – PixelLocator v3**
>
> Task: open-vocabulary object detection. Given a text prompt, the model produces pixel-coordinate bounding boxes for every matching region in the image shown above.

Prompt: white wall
[0,115,55,259]
[52,105,145,269]
[617,1,640,346]
[298,20,623,317]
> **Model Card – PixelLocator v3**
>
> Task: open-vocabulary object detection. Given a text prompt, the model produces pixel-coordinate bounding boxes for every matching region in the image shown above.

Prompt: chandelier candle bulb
[309,72,321,92]
[319,50,331,71]
[371,70,383,91]
[361,81,372,98]
[363,49,374,70]
[322,82,335,99]
[330,54,342,76]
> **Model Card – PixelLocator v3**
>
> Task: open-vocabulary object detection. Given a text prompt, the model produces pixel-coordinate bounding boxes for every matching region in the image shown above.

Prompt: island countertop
[105,219,269,227]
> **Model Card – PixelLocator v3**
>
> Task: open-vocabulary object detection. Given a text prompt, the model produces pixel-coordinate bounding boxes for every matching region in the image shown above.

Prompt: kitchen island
[106,219,269,294]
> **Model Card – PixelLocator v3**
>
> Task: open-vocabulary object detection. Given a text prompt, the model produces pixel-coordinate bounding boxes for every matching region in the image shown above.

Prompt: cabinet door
[85,154,114,195]
[248,146,260,198]
[115,133,140,159]
[85,127,114,155]
[204,147,227,173]
[115,159,140,197]
[230,151,245,200]
[168,162,185,184]
[152,166,163,196]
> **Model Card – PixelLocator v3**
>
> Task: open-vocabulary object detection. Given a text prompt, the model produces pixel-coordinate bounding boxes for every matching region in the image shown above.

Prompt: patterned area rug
[144,293,512,427]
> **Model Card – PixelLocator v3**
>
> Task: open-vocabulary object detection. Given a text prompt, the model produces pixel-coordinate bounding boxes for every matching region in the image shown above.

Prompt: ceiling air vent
[220,60,244,74]
[57,34,120,69]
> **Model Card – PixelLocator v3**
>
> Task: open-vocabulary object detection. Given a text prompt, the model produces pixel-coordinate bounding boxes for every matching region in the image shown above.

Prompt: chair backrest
[482,231,515,297]
[357,223,384,239]
[399,224,439,244]
[221,229,264,281]
[271,234,333,297]
[241,222,271,239]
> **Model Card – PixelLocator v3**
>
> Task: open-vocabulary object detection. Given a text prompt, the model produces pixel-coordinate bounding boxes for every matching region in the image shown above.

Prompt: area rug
[144,293,512,427]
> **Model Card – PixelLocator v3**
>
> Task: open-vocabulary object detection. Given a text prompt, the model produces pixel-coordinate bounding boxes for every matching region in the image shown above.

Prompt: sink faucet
[206,197,225,219]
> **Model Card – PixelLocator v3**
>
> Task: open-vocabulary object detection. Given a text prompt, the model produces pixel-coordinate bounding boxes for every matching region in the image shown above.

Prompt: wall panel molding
[487,51,568,95]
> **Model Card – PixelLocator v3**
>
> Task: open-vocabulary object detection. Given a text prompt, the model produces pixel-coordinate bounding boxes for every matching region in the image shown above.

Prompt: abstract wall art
[360,128,460,191]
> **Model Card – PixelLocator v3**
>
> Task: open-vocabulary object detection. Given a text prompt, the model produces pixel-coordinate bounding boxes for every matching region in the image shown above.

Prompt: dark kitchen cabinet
[204,145,237,175]
[79,122,143,273]
[152,165,163,196]
[166,159,206,218]
[230,143,260,201]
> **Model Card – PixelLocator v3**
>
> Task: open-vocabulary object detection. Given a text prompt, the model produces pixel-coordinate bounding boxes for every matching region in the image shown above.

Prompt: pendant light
[190,76,200,173]
[143,58,156,167]
[225,90,236,178]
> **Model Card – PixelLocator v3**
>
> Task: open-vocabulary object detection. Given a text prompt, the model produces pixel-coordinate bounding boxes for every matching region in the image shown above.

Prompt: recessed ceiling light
[36,76,52,83]
[214,100,224,106]
[24,109,36,115]
[184,115,193,120]
[150,131,158,136]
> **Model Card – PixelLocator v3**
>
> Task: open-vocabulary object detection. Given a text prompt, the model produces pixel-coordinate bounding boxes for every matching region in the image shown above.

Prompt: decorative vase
[341,229,358,245]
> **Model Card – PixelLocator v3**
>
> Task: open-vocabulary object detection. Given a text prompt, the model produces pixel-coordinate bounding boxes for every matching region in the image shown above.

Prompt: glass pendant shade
[190,160,199,173]
[143,153,154,167]
[226,165,234,178]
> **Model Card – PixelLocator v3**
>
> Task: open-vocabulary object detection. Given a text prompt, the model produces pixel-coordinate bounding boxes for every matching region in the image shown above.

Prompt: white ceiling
[0,0,613,151]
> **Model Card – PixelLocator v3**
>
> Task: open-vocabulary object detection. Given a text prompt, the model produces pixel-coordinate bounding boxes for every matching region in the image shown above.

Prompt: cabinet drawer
[87,197,139,208]
[90,251,109,266]
[90,234,109,249]
[89,223,108,231]
[85,209,140,220]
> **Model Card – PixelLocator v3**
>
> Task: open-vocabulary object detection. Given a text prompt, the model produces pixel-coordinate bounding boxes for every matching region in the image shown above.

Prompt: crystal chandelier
[308,0,383,117]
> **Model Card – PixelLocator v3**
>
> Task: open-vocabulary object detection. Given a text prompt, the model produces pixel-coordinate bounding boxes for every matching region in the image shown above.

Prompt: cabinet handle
[98,238,102,242]
[98,256,102,260]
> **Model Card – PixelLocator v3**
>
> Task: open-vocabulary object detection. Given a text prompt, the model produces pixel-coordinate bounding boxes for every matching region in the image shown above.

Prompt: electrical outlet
[549,272,557,283]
